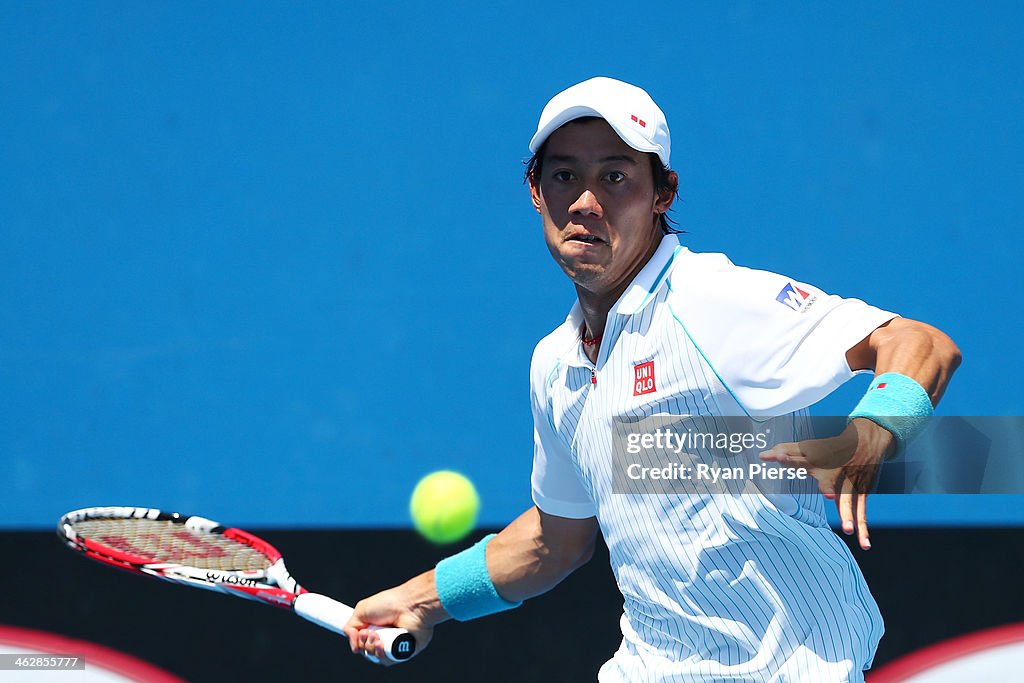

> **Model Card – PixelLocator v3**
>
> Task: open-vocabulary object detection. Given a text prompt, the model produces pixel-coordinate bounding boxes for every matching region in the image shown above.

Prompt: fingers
[833,479,872,550]
[763,433,859,470]
[838,474,856,536]
[343,598,371,654]
[856,493,870,550]
[358,629,373,655]
[759,451,809,468]
[343,627,390,666]
[342,623,379,661]
[759,443,812,472]
[759,442,802,461]
[842,461,876,550]
[361,630,389,666]
[342,600,392,664]
[342,622,362,655]
[768,434,876,550]
[816,471,837,499]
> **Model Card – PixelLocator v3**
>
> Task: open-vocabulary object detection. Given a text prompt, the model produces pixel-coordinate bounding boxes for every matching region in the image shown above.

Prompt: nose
[569,189,602,218]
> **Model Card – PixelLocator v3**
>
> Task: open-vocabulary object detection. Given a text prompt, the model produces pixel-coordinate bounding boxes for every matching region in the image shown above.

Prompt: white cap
[529,77,671,167]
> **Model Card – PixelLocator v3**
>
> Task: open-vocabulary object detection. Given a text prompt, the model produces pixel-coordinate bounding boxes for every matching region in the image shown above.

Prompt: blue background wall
[3,2,1022,528]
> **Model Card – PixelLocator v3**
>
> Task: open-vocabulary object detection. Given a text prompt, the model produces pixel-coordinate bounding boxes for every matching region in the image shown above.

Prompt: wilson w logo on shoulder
[775,282,814,312]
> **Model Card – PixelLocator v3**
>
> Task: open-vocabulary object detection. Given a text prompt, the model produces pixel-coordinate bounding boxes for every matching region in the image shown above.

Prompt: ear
[653,170,678,215]
[528,173,543,214]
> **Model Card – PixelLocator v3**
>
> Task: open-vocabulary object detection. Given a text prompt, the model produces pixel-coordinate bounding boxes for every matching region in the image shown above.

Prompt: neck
[575,235,662,362]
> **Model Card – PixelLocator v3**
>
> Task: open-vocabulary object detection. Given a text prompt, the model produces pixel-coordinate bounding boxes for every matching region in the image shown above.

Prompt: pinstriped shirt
[530,235,895,682]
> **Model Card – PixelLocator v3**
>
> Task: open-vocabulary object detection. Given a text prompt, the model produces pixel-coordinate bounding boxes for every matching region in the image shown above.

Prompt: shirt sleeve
[673,255,898,416]
[528,346,598,519]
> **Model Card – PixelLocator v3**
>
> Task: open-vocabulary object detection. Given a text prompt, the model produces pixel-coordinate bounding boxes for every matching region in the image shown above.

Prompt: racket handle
[293,592,417,663]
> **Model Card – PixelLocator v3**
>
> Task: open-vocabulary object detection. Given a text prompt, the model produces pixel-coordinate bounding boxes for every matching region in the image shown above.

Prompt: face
[529,119,673,301]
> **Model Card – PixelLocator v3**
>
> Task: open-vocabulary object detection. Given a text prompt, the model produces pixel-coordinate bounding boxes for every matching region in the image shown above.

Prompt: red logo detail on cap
[876,383,887,389]
[633,361,656,396]
[630,114,647,128]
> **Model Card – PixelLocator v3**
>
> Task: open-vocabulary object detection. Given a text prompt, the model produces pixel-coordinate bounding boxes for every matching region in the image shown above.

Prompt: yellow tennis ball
[410,470,479,544]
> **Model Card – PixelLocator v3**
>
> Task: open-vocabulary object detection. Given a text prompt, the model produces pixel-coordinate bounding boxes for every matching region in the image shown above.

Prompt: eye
[606,170,626,183]
[552,170,574,182]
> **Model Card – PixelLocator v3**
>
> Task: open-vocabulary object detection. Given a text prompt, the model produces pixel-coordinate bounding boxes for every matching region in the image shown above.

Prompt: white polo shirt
[530,235,896,682]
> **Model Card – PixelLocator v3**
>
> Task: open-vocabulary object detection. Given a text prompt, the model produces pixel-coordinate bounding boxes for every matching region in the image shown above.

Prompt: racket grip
[293,592,417,663]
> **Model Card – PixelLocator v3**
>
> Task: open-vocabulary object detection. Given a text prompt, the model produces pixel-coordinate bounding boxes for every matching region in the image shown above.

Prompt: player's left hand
[758,418,895,550]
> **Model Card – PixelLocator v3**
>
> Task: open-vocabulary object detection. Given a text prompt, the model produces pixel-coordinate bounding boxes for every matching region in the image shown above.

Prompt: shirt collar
[557,235,682,365]
[612,234,682,316]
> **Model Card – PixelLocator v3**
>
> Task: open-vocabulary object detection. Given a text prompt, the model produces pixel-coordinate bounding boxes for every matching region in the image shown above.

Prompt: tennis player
[344,77,961,681]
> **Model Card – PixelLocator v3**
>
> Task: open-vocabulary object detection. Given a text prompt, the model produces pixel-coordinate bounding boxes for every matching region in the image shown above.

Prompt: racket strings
[74,518,270,571]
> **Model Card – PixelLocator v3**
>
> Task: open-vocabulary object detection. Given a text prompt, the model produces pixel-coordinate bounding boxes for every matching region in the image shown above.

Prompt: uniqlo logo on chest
[633,361,656,396]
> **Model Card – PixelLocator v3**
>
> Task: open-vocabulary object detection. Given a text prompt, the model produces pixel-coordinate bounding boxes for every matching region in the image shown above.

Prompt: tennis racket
[57,506,416,663]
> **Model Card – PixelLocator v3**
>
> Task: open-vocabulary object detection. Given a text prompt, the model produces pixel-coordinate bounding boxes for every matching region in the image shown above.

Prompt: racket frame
[58,506,415,663]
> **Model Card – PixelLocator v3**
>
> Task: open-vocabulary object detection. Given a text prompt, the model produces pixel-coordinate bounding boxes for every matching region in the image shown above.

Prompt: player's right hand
[342,578,440,665]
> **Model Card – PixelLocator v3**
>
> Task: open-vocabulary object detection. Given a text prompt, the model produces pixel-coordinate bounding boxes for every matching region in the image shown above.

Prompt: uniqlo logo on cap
[633,361,656,396]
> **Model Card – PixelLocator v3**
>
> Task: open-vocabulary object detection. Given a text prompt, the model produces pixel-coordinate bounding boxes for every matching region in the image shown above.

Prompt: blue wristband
[848,372,933,452]
[435,534,522,622]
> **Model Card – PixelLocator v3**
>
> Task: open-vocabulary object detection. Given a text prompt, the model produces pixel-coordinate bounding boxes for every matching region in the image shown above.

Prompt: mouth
[565,232,605,245]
